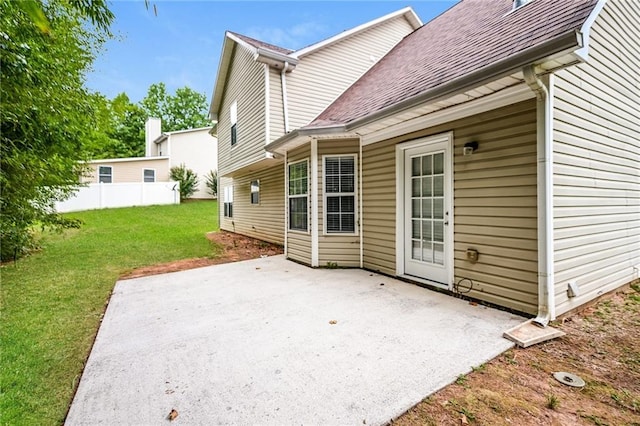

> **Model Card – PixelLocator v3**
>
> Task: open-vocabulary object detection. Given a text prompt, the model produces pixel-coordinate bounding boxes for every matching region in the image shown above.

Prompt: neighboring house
[83,156,170,184]
[58,119,217,212]
[145,118,217,199]
[253,0,638,322]
[56,156,177,212]
[210,7,422,243]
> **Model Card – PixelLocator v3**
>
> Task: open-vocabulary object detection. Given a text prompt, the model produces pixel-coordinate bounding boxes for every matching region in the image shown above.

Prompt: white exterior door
[399,135,453,287]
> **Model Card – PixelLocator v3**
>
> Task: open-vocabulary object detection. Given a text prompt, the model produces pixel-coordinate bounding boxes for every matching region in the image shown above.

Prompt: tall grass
[1,201,219,424]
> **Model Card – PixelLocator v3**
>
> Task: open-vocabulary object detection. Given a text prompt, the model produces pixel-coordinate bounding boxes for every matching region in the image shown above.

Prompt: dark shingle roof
[228,31,294,55]
[310,0,598,127]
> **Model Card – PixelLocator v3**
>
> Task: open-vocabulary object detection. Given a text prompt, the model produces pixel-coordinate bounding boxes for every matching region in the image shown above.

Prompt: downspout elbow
[523,65,546,100]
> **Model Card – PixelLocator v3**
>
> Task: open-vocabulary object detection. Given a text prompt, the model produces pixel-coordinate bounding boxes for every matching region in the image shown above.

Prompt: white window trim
[250,179,260,205]
[287,158,310,235]
[98,165,113,183]
[322,154,359,236]
[230,100,238,148]
[142,168,156,183]
[223,185,234,218]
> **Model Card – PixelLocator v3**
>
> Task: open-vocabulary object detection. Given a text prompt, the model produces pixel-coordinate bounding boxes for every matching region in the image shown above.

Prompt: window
[223,185,233,218]
[230,101,237,146]
[324,156,356,233]
[98,166,112,183]
[288,160,308,231]
[250,180,260,204]
[143,169,155,183]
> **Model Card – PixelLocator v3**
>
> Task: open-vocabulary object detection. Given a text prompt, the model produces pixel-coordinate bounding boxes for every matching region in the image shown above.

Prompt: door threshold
[400,274,450,291]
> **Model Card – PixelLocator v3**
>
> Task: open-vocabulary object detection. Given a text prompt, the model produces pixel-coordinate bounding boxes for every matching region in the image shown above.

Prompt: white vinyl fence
[56,182,180,213]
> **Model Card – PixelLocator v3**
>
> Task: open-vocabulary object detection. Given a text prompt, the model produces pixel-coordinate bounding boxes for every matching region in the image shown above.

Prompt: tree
[140,83,210,132]
[204,170,218,198]
[108,93,146,157]
[0,0,113,260]
[83,93,146,160]
[169,164,199,201]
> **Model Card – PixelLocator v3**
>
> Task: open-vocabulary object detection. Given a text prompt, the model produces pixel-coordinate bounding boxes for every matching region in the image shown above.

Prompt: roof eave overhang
[266,126,348,155]
[573,0,607,61]
[254,48,298,71]
[267,29,587,155]
[345,29,584,132]
[221,155,283,178]
[208,33,236,120]
[153,134,168,145]
[209,32,299,120]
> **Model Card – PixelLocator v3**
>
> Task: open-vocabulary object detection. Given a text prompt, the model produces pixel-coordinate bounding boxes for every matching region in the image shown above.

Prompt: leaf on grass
[168,409,178,421]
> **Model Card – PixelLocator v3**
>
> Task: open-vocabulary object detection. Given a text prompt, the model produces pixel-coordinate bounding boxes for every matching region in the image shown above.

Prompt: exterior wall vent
[513,0,533,9]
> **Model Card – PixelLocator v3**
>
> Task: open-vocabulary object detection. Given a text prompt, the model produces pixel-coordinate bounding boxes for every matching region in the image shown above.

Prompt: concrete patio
[66,255,523,425]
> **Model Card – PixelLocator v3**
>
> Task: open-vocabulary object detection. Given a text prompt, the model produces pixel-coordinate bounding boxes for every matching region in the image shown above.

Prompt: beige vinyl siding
[218,166,284,244]
[286,144,312,265]
[85,158,170,183]
[552,0,640,316]
[363,100,538,314]
[269,67,285,143]
[287,16,415,130]
[362,142,397,274]
[218,45,266,176]
[318,139,360,267]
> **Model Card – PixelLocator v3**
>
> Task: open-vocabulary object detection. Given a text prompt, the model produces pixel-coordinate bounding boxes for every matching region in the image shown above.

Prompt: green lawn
[0,201,219,425]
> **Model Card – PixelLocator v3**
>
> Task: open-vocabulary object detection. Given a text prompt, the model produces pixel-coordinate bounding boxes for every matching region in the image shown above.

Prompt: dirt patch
[395,283,640,426]
[119,231,283,280]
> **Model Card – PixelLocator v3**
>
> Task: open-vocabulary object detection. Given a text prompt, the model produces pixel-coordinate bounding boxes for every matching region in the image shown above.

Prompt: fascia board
[209,34,240,119]
[292,7,422,59]
[574,0,607,61]
[265,125,347,154]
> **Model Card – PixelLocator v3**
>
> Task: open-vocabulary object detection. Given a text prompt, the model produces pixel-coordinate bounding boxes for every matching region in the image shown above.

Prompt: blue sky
[86,1,457,103]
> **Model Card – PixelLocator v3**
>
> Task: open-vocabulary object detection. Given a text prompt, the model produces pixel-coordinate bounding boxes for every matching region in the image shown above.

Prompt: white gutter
[523,65,555,327]
[281,62,291,133]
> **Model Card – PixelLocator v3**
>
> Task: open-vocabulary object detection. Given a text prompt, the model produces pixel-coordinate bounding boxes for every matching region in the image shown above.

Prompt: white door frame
[395,132,454,289]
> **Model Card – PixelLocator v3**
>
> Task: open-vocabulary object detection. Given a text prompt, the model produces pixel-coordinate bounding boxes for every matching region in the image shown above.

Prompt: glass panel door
[403,136,451,287]
[410,152,445,265]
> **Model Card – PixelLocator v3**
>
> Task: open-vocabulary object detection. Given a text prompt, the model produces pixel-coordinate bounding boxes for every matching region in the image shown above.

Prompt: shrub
[169,164,199,200]
[204,170,218,198]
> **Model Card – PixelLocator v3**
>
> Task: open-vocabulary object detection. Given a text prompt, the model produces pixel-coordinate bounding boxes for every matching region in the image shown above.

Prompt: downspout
[281,62,291,133]
[264,64,270,146]
[310,138,319,267]
[284,150,288,257]
[523,65,555,327]
[359,138,363,268]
